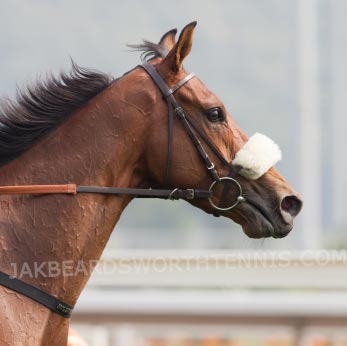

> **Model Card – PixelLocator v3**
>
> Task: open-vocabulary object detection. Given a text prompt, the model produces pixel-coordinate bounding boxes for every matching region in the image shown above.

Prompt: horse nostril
[281,195,303,217]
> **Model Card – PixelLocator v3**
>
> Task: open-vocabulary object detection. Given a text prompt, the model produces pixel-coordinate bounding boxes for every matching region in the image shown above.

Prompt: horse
[0,22,302,346]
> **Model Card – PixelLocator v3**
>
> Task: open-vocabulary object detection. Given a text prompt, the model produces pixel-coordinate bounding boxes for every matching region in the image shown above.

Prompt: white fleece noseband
[233,133,281,180]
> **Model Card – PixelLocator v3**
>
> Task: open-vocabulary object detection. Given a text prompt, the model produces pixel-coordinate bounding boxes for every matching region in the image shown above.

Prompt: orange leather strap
[0,184,77,195]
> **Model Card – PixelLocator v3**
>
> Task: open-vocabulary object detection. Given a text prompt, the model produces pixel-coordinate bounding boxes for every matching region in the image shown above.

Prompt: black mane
[0,61,112,167]
[0,39,165,168]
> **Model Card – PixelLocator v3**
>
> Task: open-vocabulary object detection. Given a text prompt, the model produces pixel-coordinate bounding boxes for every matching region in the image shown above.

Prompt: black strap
[0,271,73,318]
[77,186,211,199]
[184,115,230,167]
[141,62,172,96]
[140,62,243,217]
[165,102,174,187]
[173,107,221,182]
[140,62,224,184]
[141,63,174,187]
[140,63,195,188]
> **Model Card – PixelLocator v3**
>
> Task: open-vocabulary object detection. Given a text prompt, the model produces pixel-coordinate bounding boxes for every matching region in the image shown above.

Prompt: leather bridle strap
[184,115,230,167]
[77,186,210,199]
[0,184,77,195]
[139,62,246,214]
[141,62,195,99]
[140,62,222,184]
[0,271,73,318]
[138,63,246,215]
[0,184,211,199]
[141,62,196,187]
[181,111,244,213]
[173,107,221,182]
[140,62,175,187]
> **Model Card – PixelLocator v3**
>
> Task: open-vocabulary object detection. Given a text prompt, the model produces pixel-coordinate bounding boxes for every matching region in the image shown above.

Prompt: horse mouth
[239,199,292,239]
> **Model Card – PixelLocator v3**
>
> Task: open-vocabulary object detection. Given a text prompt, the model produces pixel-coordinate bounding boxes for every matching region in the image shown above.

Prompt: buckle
[207,162,215,170]
[186,189,195,199]
[168,188,179,200]
[175,107,184,117]
[168,188,195,200]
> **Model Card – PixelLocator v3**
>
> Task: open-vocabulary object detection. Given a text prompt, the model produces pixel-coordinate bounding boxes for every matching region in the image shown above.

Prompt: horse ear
[158,28,177,52]
[163,21,197,73]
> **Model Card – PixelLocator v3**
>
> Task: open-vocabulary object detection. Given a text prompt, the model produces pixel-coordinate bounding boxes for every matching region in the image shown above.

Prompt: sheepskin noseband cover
[232,133,282,180]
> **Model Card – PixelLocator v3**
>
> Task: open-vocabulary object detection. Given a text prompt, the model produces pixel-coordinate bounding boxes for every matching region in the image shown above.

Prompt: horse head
[138,22,302,238]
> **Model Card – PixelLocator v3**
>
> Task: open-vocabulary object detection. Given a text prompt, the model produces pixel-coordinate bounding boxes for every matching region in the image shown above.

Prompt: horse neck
[0,75,150,305]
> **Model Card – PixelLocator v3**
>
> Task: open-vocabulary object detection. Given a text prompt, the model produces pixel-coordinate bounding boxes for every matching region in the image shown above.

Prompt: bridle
[0,62,246,211]
[140,62,245,212]
[0,62,246,318]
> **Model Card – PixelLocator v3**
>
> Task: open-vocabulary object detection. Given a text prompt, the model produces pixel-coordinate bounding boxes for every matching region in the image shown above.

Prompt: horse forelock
[128,40,169,61]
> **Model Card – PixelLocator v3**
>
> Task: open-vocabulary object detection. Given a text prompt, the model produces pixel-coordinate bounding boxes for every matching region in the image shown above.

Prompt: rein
[0,184,211,200]
[0,62,246,318]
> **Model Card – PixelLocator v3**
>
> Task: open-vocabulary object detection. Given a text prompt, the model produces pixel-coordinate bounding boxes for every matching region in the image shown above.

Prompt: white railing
[73,250,347,346]
[86,249,347,289]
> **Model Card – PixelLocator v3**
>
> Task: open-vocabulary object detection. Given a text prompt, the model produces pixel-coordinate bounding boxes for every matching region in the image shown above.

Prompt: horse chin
[241,217,275,239]
[238,202,291,239]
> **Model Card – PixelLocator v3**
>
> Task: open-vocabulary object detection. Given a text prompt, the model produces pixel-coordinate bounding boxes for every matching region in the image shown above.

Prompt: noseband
[0,62,246,318]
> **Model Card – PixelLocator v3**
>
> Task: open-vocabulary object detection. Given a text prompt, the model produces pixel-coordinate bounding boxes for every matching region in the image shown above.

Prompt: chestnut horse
[0,22,302,346]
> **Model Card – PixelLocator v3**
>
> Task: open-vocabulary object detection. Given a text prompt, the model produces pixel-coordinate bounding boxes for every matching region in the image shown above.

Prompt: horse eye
[206,108,224,122]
